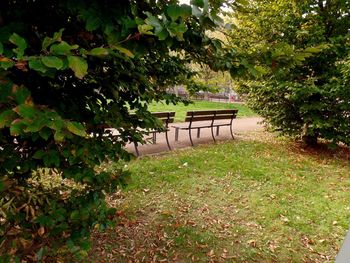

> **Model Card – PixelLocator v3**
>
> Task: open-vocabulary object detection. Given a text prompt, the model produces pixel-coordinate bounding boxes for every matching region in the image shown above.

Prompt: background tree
[0,0,235,260]
[187,63,234,94]
[229,0,350,145]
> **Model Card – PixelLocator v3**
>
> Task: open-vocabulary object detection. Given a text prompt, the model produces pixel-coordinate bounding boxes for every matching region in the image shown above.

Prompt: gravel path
[126,117,264,156]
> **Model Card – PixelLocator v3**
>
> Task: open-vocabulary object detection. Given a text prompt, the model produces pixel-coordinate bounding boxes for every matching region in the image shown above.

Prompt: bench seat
[172,110,238,146]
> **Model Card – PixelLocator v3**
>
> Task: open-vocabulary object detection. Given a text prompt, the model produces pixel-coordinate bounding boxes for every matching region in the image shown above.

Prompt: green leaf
[235,0,249,6]
[46,113,64,131]
[67,56,88,79]
[145,13,168,40]
[53,29,64,42]
[70,210,80,220]
[41,56,64,70]
[39,128,51,140]
[42,29,65,50]
[113,46,135,58]
[166,4,192,21]
[10,120,26,136]
[67,121,87,137]
[36,247,44,261]
[191,0,204,8]
[42,37,52,51]
[33,150,45,159]
[180,4,192,18]
[28,58,48,73]
[89,47,109,56]
[138,24,154,35]
[167,22,187,40]
[50,41,78,55]
[13,104,37,119]
[0,61,15,70]
[0,110,16,128]
[304,45,329,54]
[9,33,27,59]
[12,86,31,104]
[86,16,101,31]
[54,131,65,142]
[156,29,169,41]
[0,42,3,54]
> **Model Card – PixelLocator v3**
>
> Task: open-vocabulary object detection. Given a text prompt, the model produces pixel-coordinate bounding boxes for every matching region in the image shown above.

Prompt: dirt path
[126,117,264,156]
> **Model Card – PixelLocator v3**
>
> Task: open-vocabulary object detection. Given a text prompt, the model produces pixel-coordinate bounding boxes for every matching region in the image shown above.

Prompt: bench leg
[210,126,216,142]
[189,129,194,146]
[175,127,179,141]
[216,126,220,136]
[230,124,235,140]
[197,128,201,138]
[165,130,172,150]
[134,142,140,157]
[152,133,156,144]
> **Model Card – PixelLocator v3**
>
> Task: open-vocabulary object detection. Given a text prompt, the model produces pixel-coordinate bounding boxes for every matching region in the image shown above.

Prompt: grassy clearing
[91,132,350,262]
[148,100,256,122]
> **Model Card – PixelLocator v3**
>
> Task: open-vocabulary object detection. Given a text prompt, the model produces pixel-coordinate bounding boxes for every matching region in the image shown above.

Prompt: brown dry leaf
[19,238,32,250]
[247,239,257,247]
[38,226,45,237]
[268,241,278,253]
[172,253,178,261]
[280,215,289,223]
[207,249,215,257]
[0,56,12,62]
[9,247,17,255]
[15,61,28,71]
[7,227,21,236]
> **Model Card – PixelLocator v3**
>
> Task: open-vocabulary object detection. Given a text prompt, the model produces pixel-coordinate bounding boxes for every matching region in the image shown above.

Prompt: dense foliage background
[229,0,350,145]
[0,0,236,260]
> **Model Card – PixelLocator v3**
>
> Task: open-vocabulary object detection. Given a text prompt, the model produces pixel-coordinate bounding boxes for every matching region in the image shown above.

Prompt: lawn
[148,100,256,122]
[91,132,350,262]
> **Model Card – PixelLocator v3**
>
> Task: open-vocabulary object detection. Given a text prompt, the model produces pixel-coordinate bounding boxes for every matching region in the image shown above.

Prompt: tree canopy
[0,0,236,260]
[229,0,350,145]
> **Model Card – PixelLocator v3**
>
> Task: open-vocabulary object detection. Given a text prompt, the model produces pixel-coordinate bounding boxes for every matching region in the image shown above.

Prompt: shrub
[229,0,350,145]
[0,0,231,260]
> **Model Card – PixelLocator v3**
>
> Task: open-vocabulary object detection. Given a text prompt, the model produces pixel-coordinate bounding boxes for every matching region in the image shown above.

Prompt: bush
[0,0,231,260]
[229,0,350,145]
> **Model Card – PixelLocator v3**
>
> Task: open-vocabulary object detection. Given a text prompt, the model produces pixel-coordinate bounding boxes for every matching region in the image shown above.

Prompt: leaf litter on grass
[90,131,350,262]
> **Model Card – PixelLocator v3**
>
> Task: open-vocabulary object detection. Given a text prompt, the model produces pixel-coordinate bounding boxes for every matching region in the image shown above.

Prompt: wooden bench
[134,111,175,156]
[173,109,238,146]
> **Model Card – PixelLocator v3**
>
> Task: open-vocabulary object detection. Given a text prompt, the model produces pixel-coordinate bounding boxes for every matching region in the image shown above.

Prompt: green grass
[148,100,256,122]
[91,132,350,262]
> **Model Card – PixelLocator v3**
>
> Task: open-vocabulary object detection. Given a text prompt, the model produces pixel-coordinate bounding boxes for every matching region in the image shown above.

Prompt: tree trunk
[301,123,318,146]
[302,134,318,146]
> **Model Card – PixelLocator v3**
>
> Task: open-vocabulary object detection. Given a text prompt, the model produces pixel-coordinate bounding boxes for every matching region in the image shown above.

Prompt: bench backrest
[185,109,238,123]
[152,111,175,126]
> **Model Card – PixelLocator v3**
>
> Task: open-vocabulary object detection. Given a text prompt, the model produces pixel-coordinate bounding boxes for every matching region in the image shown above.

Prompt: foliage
[185,78,220,95]
[0,0,235,260]
[91,132,350,262]
[187,64,234,95]
[229,0,350,145]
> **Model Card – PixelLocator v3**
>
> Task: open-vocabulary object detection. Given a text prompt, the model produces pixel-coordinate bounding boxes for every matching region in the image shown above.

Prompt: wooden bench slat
[152,111,175,118]
[186,110,217,116]
[186,109,237,117]
[185,114,237,122]
[214,109,238,115]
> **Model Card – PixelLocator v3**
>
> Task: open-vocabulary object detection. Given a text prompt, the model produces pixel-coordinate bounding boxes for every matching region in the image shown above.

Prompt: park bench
[133,111,175,156]
[173,109,238,146]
